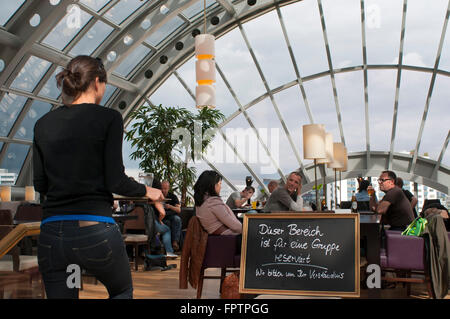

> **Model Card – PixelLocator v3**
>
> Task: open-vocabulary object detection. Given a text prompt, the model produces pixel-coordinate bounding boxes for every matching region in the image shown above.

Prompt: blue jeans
[38,221,133,299]
[162,214,182,243]
[154,220,173,253]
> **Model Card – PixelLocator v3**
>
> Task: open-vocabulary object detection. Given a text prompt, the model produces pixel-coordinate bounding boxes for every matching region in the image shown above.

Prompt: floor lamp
[317,132,334,209]
[327,142,345,209]
[337,146,348,207]
[303,124,326,211]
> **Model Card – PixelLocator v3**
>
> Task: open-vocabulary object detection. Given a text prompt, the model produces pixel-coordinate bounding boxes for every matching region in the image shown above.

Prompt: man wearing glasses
[368,170,414,231]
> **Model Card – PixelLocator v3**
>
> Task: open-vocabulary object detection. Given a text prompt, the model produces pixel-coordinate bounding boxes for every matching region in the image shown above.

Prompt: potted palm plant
[125,103,224,206]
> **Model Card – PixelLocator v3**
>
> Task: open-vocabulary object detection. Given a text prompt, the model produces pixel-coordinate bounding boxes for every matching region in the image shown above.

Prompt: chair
[196,234,241,299]
[122,207,149,271]
[423,199,442,209]
[380,230,433,297]
[14,204,42,222]
[0,210,13,225]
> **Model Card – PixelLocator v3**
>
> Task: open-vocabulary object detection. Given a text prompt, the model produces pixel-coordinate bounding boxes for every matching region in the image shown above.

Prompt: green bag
[401,217,428,236]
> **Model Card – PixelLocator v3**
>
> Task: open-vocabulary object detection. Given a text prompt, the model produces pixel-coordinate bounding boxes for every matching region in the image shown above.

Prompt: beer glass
[139,172,154,186]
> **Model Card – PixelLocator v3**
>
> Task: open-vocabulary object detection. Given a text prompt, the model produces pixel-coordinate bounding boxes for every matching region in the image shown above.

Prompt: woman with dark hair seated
[193,170,242,235]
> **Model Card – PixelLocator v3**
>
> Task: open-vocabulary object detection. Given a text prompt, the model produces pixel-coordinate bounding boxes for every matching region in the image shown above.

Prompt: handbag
[401,217,428,236]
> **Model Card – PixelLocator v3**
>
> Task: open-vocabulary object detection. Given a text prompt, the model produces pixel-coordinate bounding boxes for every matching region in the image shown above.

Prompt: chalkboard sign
[239,213,360,297]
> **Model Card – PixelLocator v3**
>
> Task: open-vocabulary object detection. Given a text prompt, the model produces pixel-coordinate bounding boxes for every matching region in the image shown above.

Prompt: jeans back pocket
[72,239,113,270]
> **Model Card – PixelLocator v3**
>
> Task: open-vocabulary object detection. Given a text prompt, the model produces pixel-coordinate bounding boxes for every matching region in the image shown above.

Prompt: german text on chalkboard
[239,213,360,297]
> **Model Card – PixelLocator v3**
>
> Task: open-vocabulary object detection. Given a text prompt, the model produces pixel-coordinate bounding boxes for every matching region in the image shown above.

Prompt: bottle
[321,197,327,211]
[351,191,358,213]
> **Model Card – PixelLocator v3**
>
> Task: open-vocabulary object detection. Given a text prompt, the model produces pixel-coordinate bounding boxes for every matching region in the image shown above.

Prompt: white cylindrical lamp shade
[195,34,215,59]
[336,146,348,172]
[196,59,216,85]
[327,142,345,169]
[25,186,36,201]
[317,132,334,164]
[196,85,216,109]
[303,124,326,160]
[0,185,11,202]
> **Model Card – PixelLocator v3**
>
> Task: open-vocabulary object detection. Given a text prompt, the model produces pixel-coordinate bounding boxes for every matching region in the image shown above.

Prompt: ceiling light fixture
[195,0,216,109]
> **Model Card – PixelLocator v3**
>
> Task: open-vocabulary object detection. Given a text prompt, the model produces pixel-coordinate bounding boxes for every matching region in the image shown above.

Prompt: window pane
[246,97,299,178]
[0,0,25,26]
[0,143,30,179]
[0,94,28,137]
[11,56,51,93]
[14,100,52,141]
[182,0,217,18]
[69,20,114,56]
[242,10,297,90]
[79,0,111,12]
[104,0,145,25]
[38,66,63,100]
[367,69,397,151]
[335,70,366,153]
[322,0,363,68]
[402,0,448,68]
[204,131,251,190]
[394,70,432,154]
[275,84,312,164]
[150,74,196,112]
[281,0,329,77]
[113,45,151,78]
[303,76,341,146]
[101,84,117,106]
[41,6,92,51]
[365,0,403,65]
[439,25,450,72]
[420,75,450,163]
[145,16,185,47]
[215,28,266,107]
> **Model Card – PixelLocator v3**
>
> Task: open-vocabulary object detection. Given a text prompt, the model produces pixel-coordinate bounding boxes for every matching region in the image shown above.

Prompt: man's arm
[374,200,391,214]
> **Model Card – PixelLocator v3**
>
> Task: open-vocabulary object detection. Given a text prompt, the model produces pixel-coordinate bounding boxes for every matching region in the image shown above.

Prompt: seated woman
[194,170,242,235]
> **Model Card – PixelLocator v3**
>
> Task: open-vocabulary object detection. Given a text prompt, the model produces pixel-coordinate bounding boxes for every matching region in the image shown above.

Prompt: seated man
[262,171,311,212]
[161,180,182,252]
[368,170,414,231]
[225,186,255,209]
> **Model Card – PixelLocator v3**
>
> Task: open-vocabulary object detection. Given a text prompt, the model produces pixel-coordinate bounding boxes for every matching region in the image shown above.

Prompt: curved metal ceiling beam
[410,0,450,173]
[388,0,408,170]
[301,151,450,195]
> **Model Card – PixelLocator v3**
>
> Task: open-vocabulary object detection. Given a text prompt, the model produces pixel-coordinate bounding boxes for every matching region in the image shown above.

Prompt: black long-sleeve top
[33,103,146,220]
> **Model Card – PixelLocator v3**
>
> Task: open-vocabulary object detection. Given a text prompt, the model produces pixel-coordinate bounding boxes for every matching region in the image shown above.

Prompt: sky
[123,0,450,189]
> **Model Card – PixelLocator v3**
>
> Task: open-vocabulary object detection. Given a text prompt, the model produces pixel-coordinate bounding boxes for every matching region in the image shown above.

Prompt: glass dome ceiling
[0,0,448,195]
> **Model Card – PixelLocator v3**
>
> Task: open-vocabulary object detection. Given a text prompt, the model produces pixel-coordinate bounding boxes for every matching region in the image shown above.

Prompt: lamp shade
[0,185,11,202]
[303,124,326,160]
[317,132,334,164]
[195,34,215,59]
[25,186,35,201]
[336,146,348,172]
[327,142,345,169]
[195,59,216,84]
[196,85,216,109]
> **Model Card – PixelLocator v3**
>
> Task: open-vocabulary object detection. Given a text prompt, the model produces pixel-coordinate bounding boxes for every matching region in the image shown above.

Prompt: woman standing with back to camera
[33,55,164,299]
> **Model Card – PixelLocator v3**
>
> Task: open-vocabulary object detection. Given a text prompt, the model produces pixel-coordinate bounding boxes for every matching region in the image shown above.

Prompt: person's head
[378,170,397,192]
[395,177,404,188]
[193,170,223,206]
[285,172,302,195]
[241,186,255,199]
[358,179,370,192]
[161,180,170,197]
[56,55,107,105]
[268,180,279,193]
